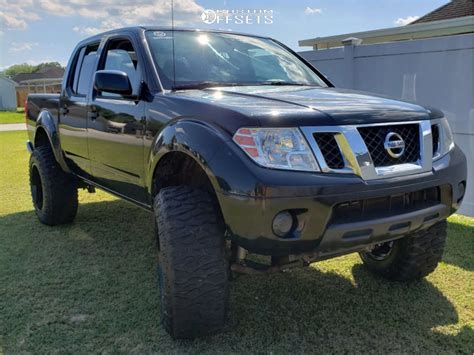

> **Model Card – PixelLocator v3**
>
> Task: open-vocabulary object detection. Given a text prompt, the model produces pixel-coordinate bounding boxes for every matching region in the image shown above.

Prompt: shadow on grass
[0,200,472,352]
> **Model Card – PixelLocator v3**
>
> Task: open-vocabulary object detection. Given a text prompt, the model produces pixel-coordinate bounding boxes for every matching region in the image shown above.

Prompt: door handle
[60,105,69,115]
[88,107,98,120]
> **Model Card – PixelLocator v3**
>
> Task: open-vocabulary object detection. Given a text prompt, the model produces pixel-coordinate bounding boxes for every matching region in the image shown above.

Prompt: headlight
[433,117,455,160]
[233,127,320,171]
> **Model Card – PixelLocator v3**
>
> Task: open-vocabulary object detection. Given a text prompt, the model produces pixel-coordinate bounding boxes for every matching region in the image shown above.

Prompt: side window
[70,43,99,96]
[71,47,86,93]
[100,39,141,97]
[77,45,99,95]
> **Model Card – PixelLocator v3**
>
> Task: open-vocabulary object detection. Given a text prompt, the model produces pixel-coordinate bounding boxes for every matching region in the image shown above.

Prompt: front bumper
[216,146,467,257]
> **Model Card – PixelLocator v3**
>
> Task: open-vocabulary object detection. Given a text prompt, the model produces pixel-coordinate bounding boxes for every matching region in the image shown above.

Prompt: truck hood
[173,86,440,128]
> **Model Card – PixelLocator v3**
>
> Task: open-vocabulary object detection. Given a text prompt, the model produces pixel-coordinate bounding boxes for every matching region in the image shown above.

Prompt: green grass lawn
[0,110,25,124]
[0,130,473,353]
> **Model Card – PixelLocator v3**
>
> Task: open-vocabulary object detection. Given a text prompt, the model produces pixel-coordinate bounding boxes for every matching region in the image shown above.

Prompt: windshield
[145,30,327,90]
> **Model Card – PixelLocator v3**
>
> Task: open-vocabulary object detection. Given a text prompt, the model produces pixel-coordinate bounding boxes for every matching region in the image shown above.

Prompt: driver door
[87,35,147,204]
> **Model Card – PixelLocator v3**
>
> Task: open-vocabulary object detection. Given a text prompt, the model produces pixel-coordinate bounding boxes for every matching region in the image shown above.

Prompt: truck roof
[77,26,271,46]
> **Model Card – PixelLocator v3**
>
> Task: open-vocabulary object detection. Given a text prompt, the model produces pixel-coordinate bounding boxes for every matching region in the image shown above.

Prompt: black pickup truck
[26,27,467,339]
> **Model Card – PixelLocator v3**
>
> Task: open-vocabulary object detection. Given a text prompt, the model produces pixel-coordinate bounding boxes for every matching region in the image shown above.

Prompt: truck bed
[26,93,60,141]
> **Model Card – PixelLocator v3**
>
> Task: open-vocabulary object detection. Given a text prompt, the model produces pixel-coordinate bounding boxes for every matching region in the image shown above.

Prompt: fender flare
[34,110,71,174]
[146,118,263,201]
[146,119,232,196]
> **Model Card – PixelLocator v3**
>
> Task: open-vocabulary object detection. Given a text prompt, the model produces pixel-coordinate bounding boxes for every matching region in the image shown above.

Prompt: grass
[0,130,473,353]
[0,110,24,124]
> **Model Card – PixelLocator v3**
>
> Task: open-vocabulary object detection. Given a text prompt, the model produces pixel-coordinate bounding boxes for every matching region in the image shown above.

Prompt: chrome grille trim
[300,121,433,180]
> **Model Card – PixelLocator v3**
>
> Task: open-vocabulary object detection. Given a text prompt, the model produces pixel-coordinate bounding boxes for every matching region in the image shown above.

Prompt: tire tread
[154,186,228,339]
[29,145,78,225]
[360,221,447,281]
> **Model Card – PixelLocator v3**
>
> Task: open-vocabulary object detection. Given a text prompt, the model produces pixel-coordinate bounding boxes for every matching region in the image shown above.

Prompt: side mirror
[94,70,132,96]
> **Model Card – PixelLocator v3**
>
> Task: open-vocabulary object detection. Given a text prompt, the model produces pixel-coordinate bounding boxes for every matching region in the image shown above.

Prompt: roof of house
[299,16,474,49]
[410,0,473,24]
[12,67,64,84]
[0,75,18,87]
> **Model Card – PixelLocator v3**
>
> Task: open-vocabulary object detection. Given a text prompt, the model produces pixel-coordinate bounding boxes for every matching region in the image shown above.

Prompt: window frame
[94,35,143,101]
[66,42,100,98]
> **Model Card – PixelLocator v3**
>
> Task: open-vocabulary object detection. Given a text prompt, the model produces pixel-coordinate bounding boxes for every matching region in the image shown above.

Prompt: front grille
[330,187,440,224]
[432,124,440,157]
[358,124,420,167]
[313,133,345,169]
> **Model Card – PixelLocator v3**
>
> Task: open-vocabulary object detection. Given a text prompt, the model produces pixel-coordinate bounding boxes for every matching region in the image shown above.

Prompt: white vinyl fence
[300,33,474,216]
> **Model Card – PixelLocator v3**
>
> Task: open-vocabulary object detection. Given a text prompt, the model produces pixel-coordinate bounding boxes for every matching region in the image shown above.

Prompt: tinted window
[72,44,99,96]
[77,50,98,95]
[100,39,141,97]
[71,47,86,93]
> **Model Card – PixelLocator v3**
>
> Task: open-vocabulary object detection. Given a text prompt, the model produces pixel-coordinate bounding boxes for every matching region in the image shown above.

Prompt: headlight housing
[433,117,455,160]
[233,127,320,172]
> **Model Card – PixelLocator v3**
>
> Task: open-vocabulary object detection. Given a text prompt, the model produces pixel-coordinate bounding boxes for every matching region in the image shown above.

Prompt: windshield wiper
[260,81,315,86]
[172,81,248,91]
[172,81,318,91]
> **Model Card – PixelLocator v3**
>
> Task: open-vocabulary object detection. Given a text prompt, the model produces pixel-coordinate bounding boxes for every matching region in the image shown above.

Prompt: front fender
[146,119,234,196]
[35,110,71,173]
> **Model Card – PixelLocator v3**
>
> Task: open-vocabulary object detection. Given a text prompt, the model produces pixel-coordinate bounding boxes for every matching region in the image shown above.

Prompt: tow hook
[230,246,310,275]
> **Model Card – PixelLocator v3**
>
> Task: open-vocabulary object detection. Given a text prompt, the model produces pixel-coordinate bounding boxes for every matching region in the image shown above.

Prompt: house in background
[13,66,64,107]
[0,76,18,111]
[299,0,473,50]
[410,0,473,24]
[298,0,474,216]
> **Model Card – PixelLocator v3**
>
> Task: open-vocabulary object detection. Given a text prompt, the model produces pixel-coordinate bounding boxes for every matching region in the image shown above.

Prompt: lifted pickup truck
[26,27,467,339]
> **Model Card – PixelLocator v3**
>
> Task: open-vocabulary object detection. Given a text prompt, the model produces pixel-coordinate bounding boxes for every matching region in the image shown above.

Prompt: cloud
[0,12,28,30]
[39,0,75,16]
[0,0,40,29]
[77,7,109,19]
[394,15,419,26]
[73,19,123,35]
[9,42,39,52]
[0,0,204,33]
[305,6,322,14]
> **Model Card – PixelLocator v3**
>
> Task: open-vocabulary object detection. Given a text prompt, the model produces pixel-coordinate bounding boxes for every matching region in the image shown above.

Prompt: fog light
[272,211,294,237]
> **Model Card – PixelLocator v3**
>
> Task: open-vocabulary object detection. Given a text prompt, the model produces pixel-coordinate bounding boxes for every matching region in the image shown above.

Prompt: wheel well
[34,127,50,149]
[152,152,216,198]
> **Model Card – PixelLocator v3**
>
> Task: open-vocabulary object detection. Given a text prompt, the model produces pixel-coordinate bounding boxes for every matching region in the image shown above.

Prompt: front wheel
[359,221,447,281]
[154,186,229,339]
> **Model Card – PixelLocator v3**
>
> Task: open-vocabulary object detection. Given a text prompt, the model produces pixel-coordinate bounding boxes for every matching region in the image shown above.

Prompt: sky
[0,0,447,70]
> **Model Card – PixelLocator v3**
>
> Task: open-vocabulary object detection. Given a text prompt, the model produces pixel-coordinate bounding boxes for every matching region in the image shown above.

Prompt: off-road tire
[29,145,78,225]
[154,186,229,339]
[359,221,447,281]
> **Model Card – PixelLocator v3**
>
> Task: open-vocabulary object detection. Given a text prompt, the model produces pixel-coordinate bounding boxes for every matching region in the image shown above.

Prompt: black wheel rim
[367,241,394,261]
[31,165,44,210]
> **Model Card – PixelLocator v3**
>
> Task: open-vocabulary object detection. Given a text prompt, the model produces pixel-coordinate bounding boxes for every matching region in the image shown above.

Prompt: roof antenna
[171,0,176,90]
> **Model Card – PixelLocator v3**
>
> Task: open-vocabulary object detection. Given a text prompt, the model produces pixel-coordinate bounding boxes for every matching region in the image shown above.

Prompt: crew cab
[26,27,467,339]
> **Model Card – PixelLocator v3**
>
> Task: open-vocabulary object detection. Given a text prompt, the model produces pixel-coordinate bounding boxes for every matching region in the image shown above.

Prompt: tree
[35,62,62,72]
[1,62,63,79]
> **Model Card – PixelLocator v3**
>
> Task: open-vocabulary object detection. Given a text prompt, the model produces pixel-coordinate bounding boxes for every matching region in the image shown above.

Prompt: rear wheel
[359,221,447,281]
[29,146,78,225]
[154,186,229,339]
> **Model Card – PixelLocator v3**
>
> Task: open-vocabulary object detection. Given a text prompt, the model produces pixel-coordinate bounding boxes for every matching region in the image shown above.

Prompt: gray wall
[0,77,18,110]
[300,33,474,216]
